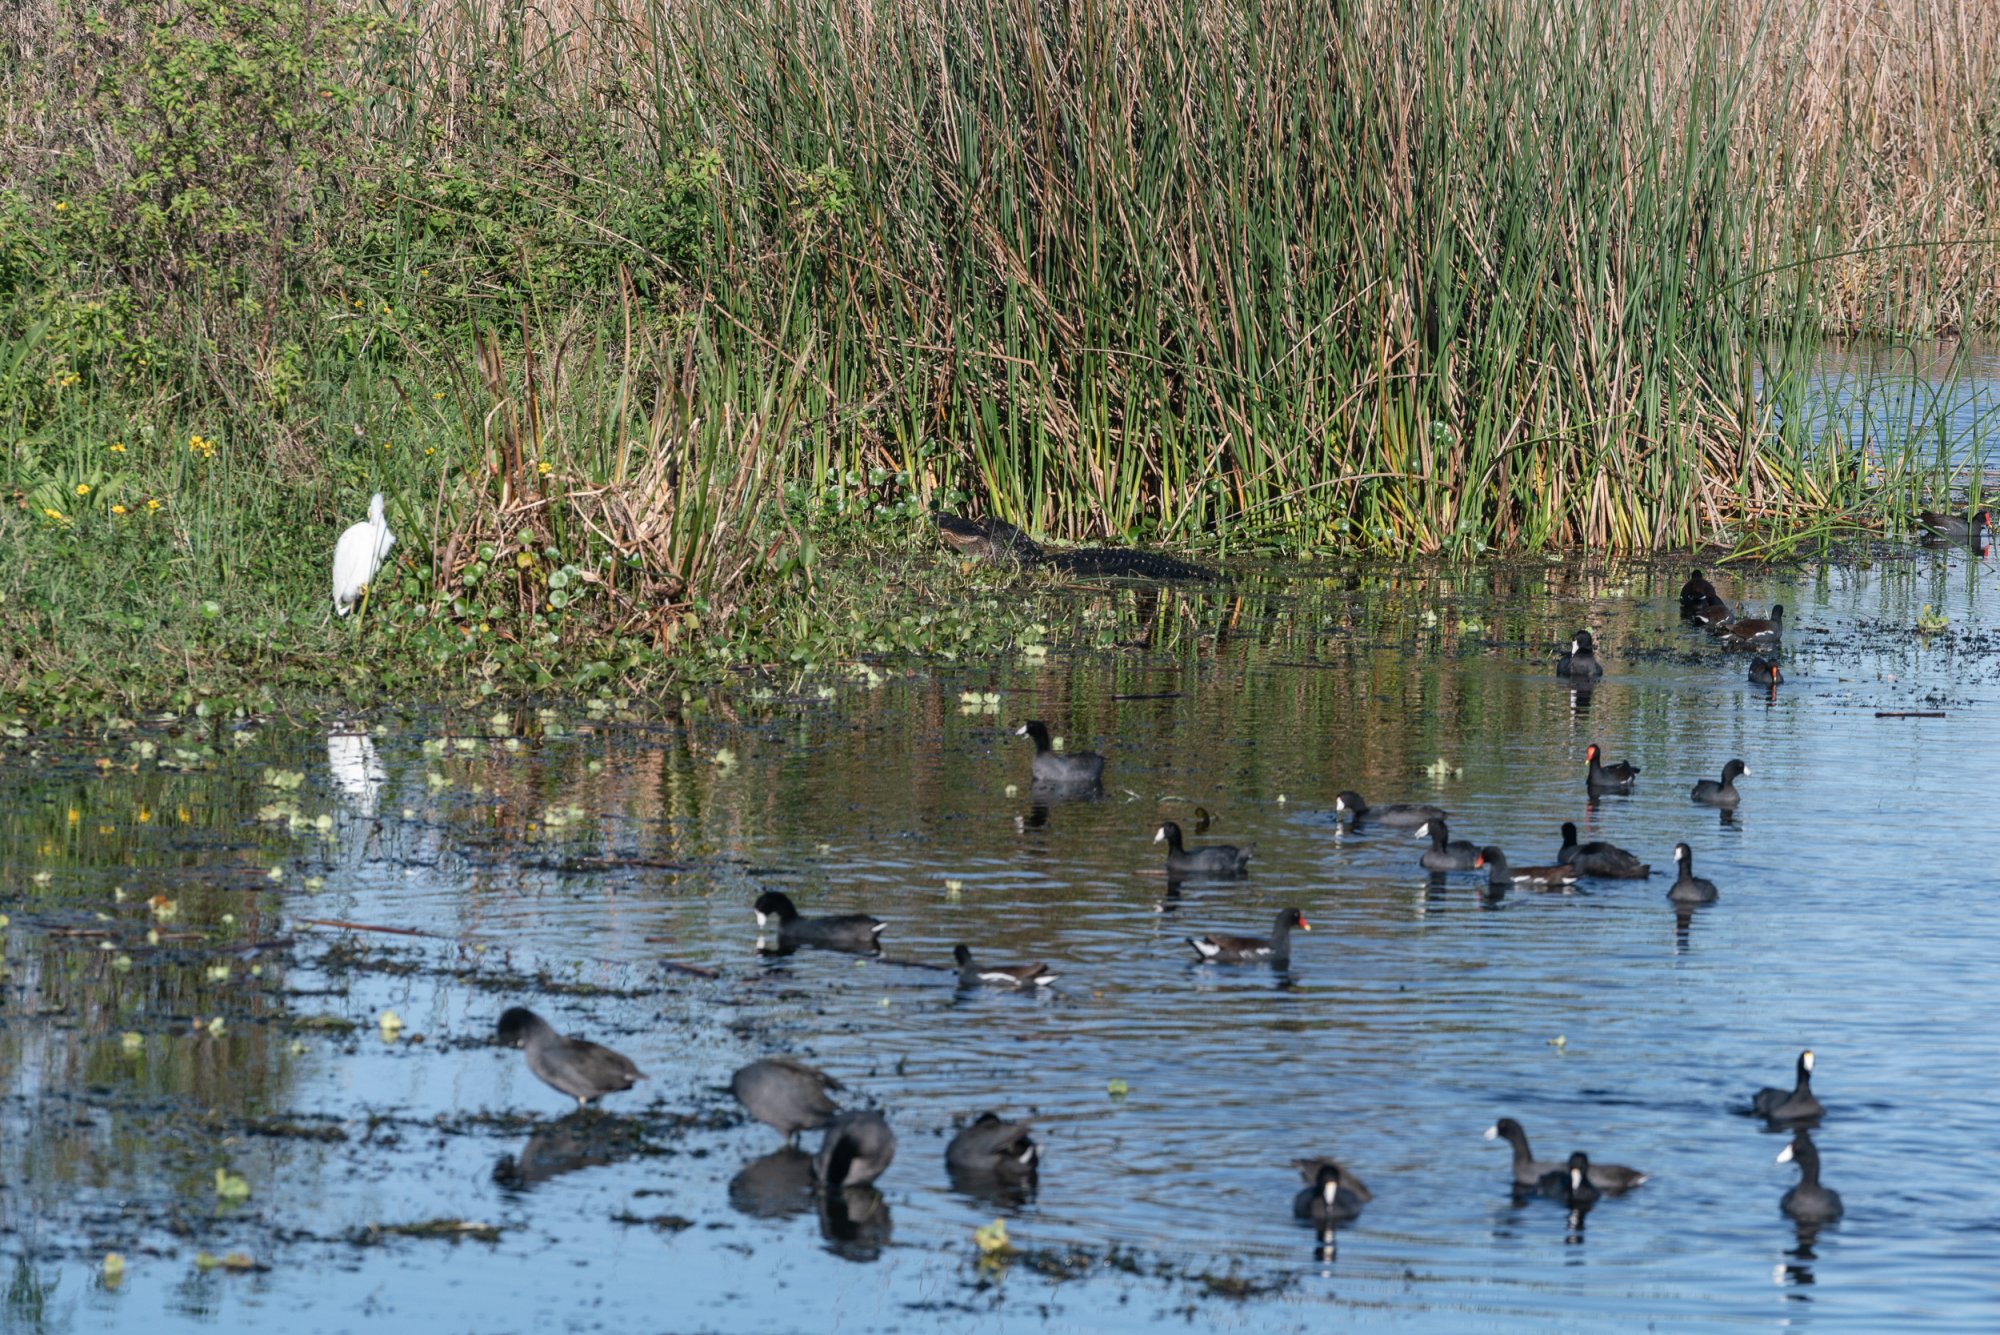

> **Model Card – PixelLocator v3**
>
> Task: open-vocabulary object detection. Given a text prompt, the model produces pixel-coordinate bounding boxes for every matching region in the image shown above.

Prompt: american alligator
[934,514,1219,581]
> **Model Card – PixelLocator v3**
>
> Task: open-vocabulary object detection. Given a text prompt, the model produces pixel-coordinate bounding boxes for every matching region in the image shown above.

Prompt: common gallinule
[1556,822,1651,878]
[1748,656,1783,686]
[1917,508,1991,541]
[1481,846,1579,889]
[1584,742,1640,794]
[1186,907,1310,965]
[953,943,1056,989]
[1719,604,1784,645]
[1679,569,1729,623]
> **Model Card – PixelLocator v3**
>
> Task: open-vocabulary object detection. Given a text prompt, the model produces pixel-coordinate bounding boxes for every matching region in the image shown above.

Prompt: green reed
[646,0,1916,552]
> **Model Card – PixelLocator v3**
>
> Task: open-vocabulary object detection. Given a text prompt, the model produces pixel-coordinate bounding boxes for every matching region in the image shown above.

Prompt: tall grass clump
[655,0,1860,550]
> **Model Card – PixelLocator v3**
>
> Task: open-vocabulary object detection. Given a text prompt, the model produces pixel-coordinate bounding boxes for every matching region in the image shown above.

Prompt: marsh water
[6,547,2000,1333]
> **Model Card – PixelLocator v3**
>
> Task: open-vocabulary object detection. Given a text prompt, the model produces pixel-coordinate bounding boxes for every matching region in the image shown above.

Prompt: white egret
[332,493,395,617]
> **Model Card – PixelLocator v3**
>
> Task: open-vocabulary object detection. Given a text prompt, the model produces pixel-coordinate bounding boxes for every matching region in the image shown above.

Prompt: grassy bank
[1,0,1995,715]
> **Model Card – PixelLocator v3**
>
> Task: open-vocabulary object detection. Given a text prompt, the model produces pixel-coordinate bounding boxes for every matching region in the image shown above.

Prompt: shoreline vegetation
[3,0,1997,714]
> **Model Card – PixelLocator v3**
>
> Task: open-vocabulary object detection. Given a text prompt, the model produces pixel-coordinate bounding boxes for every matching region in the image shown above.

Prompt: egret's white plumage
[332,493,395,616]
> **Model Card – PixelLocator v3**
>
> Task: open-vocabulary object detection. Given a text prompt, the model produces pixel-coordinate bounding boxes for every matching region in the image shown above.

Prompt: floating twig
[1874,711,1946,718]
[295,918,437,938]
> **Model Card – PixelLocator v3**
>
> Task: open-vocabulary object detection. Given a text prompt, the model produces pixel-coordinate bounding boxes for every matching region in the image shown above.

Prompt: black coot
[1292,1162,1367,1226]
[496,1007,644,1109]
[1154,820,1252,877]
[1690,758,1751,807]
[1536,1151,1603,1209]
[1331,791,1445,829]
[1485,1118,1646,1190]
[1667,843,1718,903]
[1752,1049,1825,1121]
[1414,818,1484,872]
[945,1113,1038,1179]
[1778,1130,1843,1221]
[1557,630,1604,678]
[815,1110,896,1188]
[1014,721,1105,786]
[754,891,886,954]
[731,1057,844,1143]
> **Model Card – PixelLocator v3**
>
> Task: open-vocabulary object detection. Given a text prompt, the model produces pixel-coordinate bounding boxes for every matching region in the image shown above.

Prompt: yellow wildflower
[146,498,162,511]
[54,201,68,211]
[537,461,552,476]
[111,504,127,514]
[110,442,126,453]
[42,508,64,521]
[75,483,90,496]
